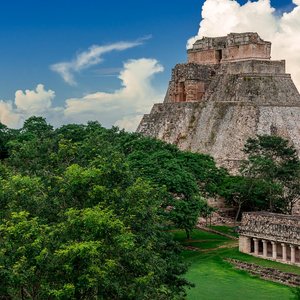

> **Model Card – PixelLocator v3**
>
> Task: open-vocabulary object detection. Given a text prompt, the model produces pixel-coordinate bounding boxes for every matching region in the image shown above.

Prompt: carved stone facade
[165,63,218,103]
[137,33,300,178]
[188,33,271,65]
[239,212,300,265]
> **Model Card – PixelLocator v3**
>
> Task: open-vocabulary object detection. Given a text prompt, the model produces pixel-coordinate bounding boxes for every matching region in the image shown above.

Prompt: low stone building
[239,212,300,265]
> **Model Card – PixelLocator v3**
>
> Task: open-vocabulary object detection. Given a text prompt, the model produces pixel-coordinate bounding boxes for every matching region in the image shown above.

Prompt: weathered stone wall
[223,60,285,75]
[138,69,300,172]
[188,32,271,65]
[137,32,300,210]
[188,36,226,64]
[239,212,300,245]
[227,259,300,287]
[165,63,218,103]
[137,102,205,144]
[163,60,288,104]
[222,43,271,62]
[239,236,251,253]
[188,49,221,65]
[293,203,300,215]
[189,35,227,51]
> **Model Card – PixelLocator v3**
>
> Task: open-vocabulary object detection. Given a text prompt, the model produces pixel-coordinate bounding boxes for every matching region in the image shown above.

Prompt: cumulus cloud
[51,37,149,85]
[188,0,300,89]
[64,58,164,130]
[0,84,63,128]
[0,101,22,128]
[0,59,164,131]
[15,84,55,113]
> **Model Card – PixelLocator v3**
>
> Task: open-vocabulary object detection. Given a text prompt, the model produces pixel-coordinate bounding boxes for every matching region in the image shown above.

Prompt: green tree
[0,117,231,298]
[168,196,204,239]
[0,211,51,299]
[241,135,300,213]
[177,151,227,196]
[0,175,47,218]
[48,206,136,299]
[199,200,216,227]
[0,123,17,160]
[22,116,53,137]
[124,142,204,236]
[221,176,282,223]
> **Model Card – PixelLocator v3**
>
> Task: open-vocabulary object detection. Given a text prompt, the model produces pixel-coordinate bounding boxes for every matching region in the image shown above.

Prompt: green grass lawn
[173,229,230,243]
[173,229,230,250]
[209,225,239,238]
[173,229,297,300]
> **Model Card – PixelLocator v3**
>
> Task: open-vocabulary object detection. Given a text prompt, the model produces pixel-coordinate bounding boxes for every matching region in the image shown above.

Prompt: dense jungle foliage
[0,117,225,299]
[0,116,299,299]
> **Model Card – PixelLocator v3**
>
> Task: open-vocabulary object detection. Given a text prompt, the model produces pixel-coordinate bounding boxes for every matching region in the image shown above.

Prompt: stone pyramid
[137,33,300,171]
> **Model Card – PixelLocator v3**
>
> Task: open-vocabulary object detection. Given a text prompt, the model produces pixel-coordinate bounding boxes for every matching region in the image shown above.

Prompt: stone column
[247,237,252,253]
[239,236,251,253]
[253,238,259,256]
[290,245,296,264]
[271,241,277,260]
[262,240,268,258]
[281,243,287,262]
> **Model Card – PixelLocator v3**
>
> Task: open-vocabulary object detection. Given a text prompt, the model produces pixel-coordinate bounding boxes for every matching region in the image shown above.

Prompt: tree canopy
[241,135,300,213]
[0,117,226,299]
[221,135,300,217]
[2,118,297,298]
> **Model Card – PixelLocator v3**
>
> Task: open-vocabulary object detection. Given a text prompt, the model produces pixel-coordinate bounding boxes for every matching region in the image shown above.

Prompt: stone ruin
[188,32,271,65]
[138,33,300,258]
[239,212,300,266]
[137,32,300,172]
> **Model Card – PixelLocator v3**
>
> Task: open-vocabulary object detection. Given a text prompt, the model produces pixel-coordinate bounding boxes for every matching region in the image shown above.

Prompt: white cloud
[15,84,55,113]
[188,0,300,89]
[64,58,164,131]
[0,84,63,129]
[0,59,164,131]
[114,115,145,132]
[0,101,22,128]
[51,38,148,85]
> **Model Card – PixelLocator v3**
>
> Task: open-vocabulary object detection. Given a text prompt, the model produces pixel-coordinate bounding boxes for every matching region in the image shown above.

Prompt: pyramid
[137,33,300,171]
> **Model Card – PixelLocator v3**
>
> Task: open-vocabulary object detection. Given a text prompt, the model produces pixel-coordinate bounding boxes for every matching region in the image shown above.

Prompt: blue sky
[0,0,203,101]
[0,0,298,130]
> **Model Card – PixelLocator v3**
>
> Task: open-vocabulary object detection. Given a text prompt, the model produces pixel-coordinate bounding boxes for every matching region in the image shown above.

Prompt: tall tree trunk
[234,203,242,227]
[185,229,190,239]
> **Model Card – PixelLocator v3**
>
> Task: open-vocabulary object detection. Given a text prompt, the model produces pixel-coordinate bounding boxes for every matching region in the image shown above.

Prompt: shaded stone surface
[137,32,300,174]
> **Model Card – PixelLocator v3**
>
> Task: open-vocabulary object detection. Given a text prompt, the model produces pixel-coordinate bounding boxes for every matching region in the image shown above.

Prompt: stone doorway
[215,50,223,63]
